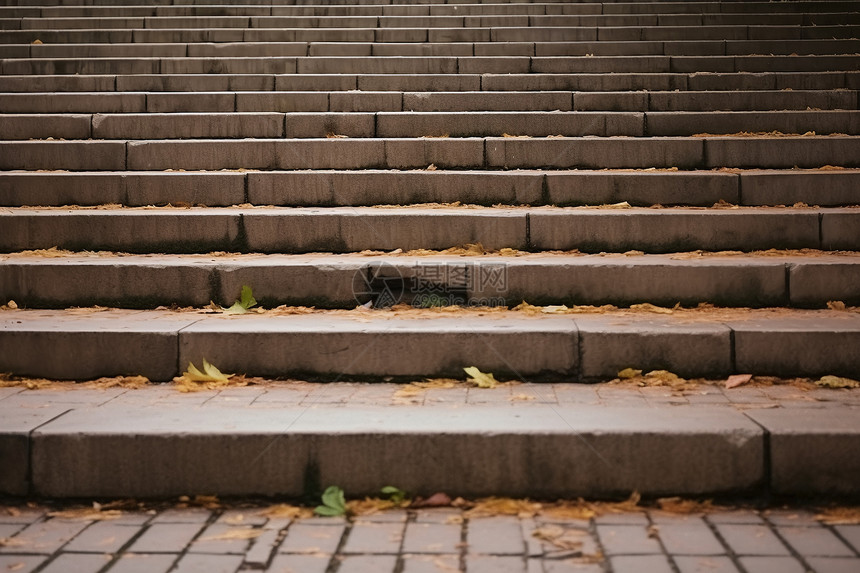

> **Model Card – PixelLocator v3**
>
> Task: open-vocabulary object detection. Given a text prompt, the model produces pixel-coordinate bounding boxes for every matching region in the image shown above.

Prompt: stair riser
[2,311,859,380]
[2,208,858,253]
[4,258,859,309]
[4,137,860,170]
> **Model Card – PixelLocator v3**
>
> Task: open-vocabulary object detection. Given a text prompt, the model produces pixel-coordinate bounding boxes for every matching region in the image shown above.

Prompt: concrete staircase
[1,0,859,500]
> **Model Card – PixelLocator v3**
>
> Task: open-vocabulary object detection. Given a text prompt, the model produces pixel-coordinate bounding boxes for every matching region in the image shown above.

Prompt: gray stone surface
[747,409,860,496]
[0,407,67,496]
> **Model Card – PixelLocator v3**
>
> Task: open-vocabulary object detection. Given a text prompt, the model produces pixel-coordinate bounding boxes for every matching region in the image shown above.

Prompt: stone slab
[0,114,91,140]
[0,141,126,171]
[0,310,198,381]
[704,137,860,169]
[246,170,544,206]
[0,407,68,495]
[0,92,145,113]
[789,261,860,307]
[0,209,242,253]
[178,314,577,379]
[746,409,860,496]
[242,208,527,252]
[575,315,733,379]
[92,112,285,139]
[528,209,820,253]
[0,172,245,207]
[730,313,860,377]
[29,403,763,498]
[740,170,860,207]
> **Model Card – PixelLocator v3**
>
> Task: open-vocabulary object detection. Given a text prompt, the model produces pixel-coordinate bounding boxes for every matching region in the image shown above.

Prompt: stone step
[3,39,860,59]
[1,206,856,254]
[2,169,858,208]
[1,307,858,381]
[3,89,858,114]
[6,110,859,140]
[2,252,858,309]
[3,384,858,499]
[3,23,859,45]
[5,54,859,75]
[3,136,859,170]
[1,71,856,93]
[0,3,855,20]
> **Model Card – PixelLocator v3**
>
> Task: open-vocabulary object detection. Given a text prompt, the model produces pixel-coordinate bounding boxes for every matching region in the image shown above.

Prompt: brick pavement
[1,501,859,572]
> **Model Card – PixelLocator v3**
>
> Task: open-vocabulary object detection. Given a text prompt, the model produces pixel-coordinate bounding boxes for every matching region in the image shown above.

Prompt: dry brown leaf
[629,303,673,314]
[532,525,586,551]
[466,497,542,518]
[827,300,847,311]
[47,508,123,521]
[200,528,262,542]
[410,493,453,508]
[815,507,860,524]
[346,497,402,516]
[656,497,716,514]
[259,504,314,520]
[725,374,753,389]
[540,501,597,521]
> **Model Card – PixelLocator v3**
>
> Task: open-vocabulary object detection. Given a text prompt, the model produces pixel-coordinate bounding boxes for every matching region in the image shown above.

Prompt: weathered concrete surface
[29,404,763,498]
[0,407,69,496]
[746,409,860,496]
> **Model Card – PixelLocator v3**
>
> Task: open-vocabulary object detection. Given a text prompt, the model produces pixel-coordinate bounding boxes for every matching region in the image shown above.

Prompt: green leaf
[222,285,257,314]
[464,366,498,388]
[314,505,345,517]
[315,485,347,517]
[381,486,407,503]
[239,285,257,309]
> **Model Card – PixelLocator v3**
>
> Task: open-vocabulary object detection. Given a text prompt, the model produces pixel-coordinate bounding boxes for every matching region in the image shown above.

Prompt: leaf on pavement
[725,374,753,389]
[816,375,860,389]
[464,366,498,388]
[184,359,232,382]
[617,368,642,379]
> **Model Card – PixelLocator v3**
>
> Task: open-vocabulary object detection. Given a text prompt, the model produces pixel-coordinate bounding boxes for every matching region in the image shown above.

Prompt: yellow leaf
[184,359,232,382]
[618,368,642,379]
[816,375,859,389]
[464,366,498,388]
[645,370,679,382]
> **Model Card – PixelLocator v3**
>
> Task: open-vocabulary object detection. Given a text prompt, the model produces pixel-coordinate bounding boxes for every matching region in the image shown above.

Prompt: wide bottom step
[2,381,858,498]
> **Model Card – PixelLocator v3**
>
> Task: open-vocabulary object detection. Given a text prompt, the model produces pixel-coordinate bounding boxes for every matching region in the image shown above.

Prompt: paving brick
[737,556,806,573]
[465,555,527,573]
[38,553,112,573]
[402,522,461,554]
[777,526,854,557]
[673,556,741,573]
[126,523,205,553]
[342,521,404,554]
[706,511,765,525]
[805,557,860,573]
[0,519,90,555]
[0,556,47,573]
[170,553,243,573]
[401,554,460,573]
[834,525,860,553]
[243,528,280,567]
[63,522,142,553]
[610,555,673,573]
[279,523,345,554]
[714,525,790,556]
[267,554,330,573]
[652,520,725,555]
[336,555,398,573]
[150,509,212,524]
[596,525,663,555]
[188,524,255,554]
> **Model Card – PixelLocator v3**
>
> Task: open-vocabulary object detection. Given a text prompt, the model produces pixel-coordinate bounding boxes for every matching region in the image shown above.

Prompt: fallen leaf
[201,528,262,542]
[183,360,232,382]
[464,366,498,389]
[656,497,716,514]
[816,375,860,389]
[618,368,642,379]
[465,497,542,518]
[411,492,452,508]
[645,370,679,382]
[725,374,753,389]
[259,504,314,520]
[630,303,673,314]
[532,525,586,551]
[346,498,401,516]
[815,507,860,524]
[827,300,847,311]
[47,508,122,521]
